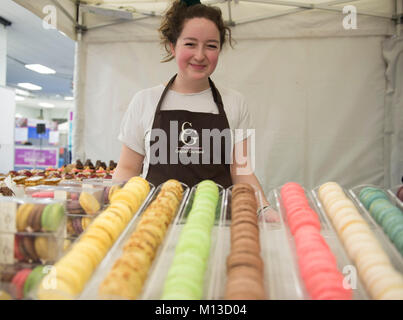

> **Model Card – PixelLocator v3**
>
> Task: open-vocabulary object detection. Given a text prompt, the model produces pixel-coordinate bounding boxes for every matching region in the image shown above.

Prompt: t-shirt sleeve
[118,93,146,155]
[234,94,253,144]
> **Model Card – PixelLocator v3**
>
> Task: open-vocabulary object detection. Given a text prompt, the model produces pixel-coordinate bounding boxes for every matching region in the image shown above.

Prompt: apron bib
[145,75,233,188]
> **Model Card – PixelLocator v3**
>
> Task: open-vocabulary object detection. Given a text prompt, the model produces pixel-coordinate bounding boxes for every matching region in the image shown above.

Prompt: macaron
[16,203,34,232]
[10,268,32,299]
[34,236,57,262]
[41,203,65,232]
[23,266,45,298]
[27,204,46,232]
[31,191,54,198]
[22,236,39,261]
[14,236,25,261]
[66,199,85,215]
[79,192,101,215]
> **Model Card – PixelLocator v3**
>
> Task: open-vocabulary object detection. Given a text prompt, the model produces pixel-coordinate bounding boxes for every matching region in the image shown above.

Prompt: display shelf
[140,183,225,300]
[79,182,189,300]
[348,184,403,273]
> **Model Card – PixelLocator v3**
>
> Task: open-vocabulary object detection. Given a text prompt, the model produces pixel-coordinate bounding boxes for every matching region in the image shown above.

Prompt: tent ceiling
[13,0,398,40]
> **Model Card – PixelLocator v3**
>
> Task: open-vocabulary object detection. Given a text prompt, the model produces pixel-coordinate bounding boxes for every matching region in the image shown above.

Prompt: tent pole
[87,16,150,31]
[49,0,78,27]
[235,8,305,25]
[226,0,235,26]
[397,0,402,36]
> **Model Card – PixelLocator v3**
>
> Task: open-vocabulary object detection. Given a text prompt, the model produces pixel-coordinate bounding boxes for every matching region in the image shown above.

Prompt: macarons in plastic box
[0,264,51,300]
[25,185,104,216]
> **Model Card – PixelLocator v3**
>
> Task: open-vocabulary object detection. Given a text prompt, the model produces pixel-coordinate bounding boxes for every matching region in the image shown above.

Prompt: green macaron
[369,199,394,217]
[163,277,203,300]
[392,230,403,255]
[389,223,403,244]
[361,190,389,210]
[41,203,65,232]
[372,206,401,225]
[165,262,204,285]
[172,251,206,270]
[23,265,45,298]
[382,214,403,236]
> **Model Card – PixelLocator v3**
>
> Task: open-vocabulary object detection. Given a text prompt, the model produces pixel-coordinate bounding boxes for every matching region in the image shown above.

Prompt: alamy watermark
[149,121,255,175]
[343,5,357,30]
[42,5,57,30]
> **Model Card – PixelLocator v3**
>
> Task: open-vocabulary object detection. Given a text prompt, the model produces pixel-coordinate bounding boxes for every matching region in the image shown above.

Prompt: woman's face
[170,17,220,83]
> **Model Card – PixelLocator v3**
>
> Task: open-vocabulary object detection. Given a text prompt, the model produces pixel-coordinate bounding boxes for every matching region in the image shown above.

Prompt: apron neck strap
[156,74,225,114]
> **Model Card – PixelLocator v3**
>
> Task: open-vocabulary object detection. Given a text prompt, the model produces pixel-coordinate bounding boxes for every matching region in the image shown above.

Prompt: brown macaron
[226,251,264,274]
[232,183,255,197]
[225,277,266,300]
[232,196,258,212]
[231,213,258,226]
[230,228,260,244]
[21,236,38,261]
[231,237,261,254]
[27,204,45,232]
[227,265,263,283]
[230,222,259,237]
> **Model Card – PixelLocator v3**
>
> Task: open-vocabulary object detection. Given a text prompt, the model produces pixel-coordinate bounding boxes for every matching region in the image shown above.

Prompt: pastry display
[282,182,352,300]
[36,176,150,299]
[318,182,403,299]
[99,179,183,299]
[0,159,117,189]
[225,183,266,300]
[161,180,219,300]
[358,187,403,256]
[0,186,14,196]
[24,176,45,187]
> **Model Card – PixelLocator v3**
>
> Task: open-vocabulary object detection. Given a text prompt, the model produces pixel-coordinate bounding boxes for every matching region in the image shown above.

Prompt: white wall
[0,86,15,172]
[0,25,7,86]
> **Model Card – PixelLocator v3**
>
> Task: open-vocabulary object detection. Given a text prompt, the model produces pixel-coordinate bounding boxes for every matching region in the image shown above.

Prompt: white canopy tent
[13,0,403,194]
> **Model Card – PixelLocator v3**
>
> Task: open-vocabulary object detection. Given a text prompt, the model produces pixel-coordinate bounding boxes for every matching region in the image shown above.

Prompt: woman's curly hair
[159,0,232,62]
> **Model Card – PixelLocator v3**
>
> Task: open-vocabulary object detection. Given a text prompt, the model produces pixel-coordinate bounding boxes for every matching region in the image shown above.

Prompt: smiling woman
[114,0,269,207]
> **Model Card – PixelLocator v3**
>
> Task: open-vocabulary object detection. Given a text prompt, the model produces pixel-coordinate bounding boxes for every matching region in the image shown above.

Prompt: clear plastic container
[32,180,156,300]
[348,184,403,273]
[264,189,306,300]
[207,184,275,300]
[278,185,369,300]
[140,183,225,300]
[0,197,66,236]
[0,198,66,300]
[25,185,105,215]
[79,182,190,300]
[0,262,55,300]
[25,185,109,241]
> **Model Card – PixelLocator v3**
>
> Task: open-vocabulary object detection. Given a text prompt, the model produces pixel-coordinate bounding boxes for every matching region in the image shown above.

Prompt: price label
[54,190,68,200]
[0,234,14,264]
[0,202,17,232]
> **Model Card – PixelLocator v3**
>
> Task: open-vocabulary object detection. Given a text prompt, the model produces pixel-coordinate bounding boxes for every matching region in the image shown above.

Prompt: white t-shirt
[118,84,252,177]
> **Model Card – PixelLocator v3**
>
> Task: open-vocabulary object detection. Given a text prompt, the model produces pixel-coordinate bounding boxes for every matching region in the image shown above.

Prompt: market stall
[1,0,402,302]
[13,0,403,191]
